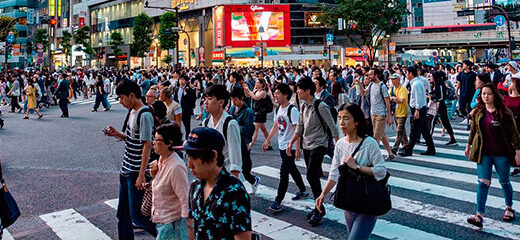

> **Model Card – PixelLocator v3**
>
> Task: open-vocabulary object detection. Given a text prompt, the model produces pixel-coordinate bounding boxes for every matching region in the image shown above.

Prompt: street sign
[326,34,334,42]
[494,15,506,27]
[363,54,369,60]
[6,33,15,43]
[37,58,44,65]
[37,43,43,49]
[37,52,44,58]
[457,9,475,17]
[432,51,438,57]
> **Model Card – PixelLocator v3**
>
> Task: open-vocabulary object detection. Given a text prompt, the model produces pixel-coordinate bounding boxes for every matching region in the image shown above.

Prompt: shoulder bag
[0,179,21,229]
[332,137,392,216]
[141,182,152,217]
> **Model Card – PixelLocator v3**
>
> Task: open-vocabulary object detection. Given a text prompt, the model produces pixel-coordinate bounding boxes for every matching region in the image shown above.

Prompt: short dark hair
[230,87,246,99]
[406,66,418,77]
[205,84,229,108]
[314,76,327,88]
[477,73,491,84]
[151,101,167,121]
[156,123,183,151]
[297,77,316,95]
[463,60,474,67]
[275,83,292,100]
[231,72,243,82]
[116,80,141,97]
[186,149,225,167]
[337,103,367,138]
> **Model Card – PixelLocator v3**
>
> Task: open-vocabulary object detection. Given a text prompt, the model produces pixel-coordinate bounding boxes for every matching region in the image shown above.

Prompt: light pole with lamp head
[98,39,102,69]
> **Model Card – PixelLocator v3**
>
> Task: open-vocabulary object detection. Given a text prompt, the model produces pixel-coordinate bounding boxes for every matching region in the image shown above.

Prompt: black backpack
[122,107,153,134]
[275,104,296,124]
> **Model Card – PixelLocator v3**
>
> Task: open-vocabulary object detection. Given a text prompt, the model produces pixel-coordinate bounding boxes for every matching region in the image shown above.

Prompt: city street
[0,97,519,240]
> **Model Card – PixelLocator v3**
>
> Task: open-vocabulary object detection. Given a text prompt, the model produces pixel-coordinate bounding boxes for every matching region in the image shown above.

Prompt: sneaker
[511,168,520,176]
[398,150,412,157]
[251,176,261,195]
[391,148,398,155]
[91,109,97,112]
[269,201,282,212]
[385,154,395,161]
[104,107,110,111]
[459,118,468,125]
[306,208,316,220]
[308,207,326,226]
[445,140,458,146]
[420,151,436,156]
[0,119,4,129]
[291,191,309,201]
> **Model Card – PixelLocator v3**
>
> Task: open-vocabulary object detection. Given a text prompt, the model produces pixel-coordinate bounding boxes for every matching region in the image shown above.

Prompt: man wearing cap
[500,61,520,93]
[182,127,252,240]
[389,73,409,154]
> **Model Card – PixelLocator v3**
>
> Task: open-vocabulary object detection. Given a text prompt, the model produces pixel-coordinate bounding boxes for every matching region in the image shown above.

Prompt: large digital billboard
[225,5,291,48]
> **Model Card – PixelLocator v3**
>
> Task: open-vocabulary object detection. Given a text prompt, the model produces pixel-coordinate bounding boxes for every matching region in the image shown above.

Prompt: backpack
[275,104,296,125]
[230,106,255,144]
[367,82,387,111]
[122,107,153,134]
[445,80,456,100]
[203,116,252,169]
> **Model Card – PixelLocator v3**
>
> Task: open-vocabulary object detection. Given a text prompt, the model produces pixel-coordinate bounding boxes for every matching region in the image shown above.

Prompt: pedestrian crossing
[3,124,519,239]
[69,97,119,106]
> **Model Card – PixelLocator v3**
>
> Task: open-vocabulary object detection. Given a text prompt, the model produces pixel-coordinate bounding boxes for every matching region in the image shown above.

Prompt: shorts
[254,111,267,123]
[156,218,188,240]
[371,114,387,142]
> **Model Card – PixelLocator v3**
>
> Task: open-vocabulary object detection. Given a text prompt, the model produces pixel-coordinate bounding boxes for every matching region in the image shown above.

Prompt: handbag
[332,137,392,216]
[141,182,153,217]
[0,183,21,229]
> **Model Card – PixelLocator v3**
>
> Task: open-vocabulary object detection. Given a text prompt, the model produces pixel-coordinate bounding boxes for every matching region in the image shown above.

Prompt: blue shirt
[409,77,427,109]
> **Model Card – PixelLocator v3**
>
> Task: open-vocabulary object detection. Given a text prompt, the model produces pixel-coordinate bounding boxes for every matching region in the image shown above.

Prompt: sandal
[467,214,483,228]
[503,208,515,222]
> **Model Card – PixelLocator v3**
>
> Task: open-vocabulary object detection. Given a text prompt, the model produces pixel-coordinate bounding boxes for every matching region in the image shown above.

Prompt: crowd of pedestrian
[1,59,520,239]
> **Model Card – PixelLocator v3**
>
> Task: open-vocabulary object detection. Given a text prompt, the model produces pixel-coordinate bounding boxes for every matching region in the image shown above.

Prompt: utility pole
[474,5,513,59]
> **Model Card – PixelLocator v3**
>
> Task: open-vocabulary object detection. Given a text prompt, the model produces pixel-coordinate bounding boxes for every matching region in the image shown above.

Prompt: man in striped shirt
[105,81,157,239]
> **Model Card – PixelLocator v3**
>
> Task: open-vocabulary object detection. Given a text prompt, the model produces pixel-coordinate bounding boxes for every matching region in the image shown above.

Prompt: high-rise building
[0,0,37,67]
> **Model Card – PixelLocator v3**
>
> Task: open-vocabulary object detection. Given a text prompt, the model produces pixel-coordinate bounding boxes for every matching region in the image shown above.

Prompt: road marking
[379,149,477,169]
[3,230,15,240]
[390,133,468,142]
[40,208,111,240]
[252,211,330,240]
[252,166,520,239]
[433,127,469,135]
[293,161,518,209]
[387,141,464,156]
[106,199,330,240]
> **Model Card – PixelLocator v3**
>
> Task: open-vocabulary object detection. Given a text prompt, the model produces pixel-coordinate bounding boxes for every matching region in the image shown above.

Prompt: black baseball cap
[176,127,225,152]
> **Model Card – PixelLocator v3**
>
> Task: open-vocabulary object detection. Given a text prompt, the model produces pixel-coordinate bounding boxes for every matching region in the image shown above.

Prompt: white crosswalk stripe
[40,209,111,240]
[2,230,15,240]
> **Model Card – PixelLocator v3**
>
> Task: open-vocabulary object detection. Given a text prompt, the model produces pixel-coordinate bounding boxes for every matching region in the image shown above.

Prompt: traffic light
[50,18,57,25]
[6,43,12,59]
[323,49,328,57]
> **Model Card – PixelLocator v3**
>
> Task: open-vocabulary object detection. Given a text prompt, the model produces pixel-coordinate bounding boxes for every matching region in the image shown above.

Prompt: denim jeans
[117,173,157,239]
[275,149,306,203]
[344,211,377,240]
[156,218,188,240]
[103,93,111,108]
[476,155,513,214]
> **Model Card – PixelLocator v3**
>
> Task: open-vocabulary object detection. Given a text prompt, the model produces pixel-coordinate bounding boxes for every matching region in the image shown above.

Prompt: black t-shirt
[457,71,476,97]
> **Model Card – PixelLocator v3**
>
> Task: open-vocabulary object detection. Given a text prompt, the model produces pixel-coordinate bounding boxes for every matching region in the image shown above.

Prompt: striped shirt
[122,106,154,175]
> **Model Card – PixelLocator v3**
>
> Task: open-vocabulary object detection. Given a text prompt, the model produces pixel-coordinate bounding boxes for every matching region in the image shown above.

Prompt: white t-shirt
[274,104,299,150]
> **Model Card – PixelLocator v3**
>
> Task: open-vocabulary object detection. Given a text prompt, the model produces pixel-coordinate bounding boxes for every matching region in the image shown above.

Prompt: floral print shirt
[189,169,251,240]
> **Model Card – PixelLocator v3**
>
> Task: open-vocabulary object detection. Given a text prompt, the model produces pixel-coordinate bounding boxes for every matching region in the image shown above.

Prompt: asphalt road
[1,96,519,240]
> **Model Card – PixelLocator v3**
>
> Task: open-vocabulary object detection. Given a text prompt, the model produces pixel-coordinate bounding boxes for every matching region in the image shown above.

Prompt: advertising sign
[214,6,225,47]
[305,12,323,27]
[27,9,34,24]
[345,48,363,56]
[199,46,205,62]
[224,5,291,48]
[79,17,85,28]
[212,51,225,60]
[49,0,55,17]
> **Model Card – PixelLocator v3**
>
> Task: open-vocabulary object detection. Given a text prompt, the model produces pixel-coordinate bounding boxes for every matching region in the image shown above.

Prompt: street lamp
[258,26,265,68]
[98,39,102,69]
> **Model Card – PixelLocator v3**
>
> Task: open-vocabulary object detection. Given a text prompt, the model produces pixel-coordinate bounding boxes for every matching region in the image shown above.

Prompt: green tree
[320,0,408,66]
[162,55,173,66]
[132,13,153,67]
[73,26,95,66]
[34,29,49,51]
[110,31,125,68]
[62,30,73,66]
[0,16,17,42]
[159,12,178,55]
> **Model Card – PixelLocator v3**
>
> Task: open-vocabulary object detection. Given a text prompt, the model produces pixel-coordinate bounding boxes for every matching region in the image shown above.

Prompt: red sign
[79,17,85,28]
[224,5,291,48]
[345,48,363,57]
[214,6,224,47]
[212,51,225,60]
